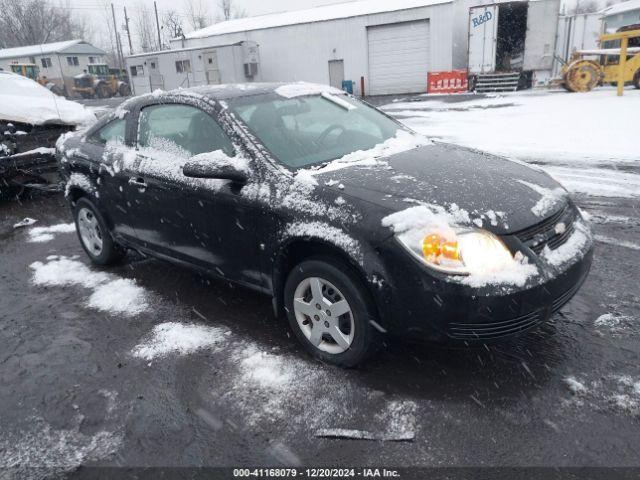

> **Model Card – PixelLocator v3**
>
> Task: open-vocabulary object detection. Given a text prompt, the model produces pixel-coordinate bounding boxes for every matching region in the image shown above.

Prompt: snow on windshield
[0,72,95,126]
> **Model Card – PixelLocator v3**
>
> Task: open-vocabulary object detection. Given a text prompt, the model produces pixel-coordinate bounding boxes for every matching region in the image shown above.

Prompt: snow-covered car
[0,70,95,192]
[57,83,593,366]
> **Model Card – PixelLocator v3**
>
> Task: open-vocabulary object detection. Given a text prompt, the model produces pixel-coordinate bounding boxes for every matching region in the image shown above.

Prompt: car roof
[122,82,344,109]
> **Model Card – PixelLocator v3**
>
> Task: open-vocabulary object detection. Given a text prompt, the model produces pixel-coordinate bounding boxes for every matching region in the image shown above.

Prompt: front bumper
[374,237,593,342]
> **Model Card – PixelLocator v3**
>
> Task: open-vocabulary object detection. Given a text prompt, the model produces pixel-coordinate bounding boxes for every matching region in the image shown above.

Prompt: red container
[427,70,469,94]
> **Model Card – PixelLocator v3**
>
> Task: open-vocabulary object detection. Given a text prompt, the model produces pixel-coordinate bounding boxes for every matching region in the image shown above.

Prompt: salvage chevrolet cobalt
[57,82,593,366]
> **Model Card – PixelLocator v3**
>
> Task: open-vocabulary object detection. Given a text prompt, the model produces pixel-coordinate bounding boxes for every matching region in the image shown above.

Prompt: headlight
[396,228,514,275]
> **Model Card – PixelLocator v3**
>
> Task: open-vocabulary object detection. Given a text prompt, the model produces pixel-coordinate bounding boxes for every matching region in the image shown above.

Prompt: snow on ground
[385,89,639,165]
[27,223,76,243]
[0,416,122,469]
[562,374,640,416]
[386,89,640,199]
[132,322,227,360]
[30,256,149,316]
[595,312,634,333]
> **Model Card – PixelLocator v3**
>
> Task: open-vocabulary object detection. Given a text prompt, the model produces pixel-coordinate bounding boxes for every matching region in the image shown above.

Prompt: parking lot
[1,89,639,476]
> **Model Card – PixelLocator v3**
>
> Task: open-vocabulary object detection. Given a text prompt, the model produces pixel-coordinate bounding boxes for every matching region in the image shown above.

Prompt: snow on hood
[0,72,96,126]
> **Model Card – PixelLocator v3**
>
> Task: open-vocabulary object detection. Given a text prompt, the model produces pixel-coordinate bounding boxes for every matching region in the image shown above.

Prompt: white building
[129,0,564,96]
[602,0,640,31]
[0,39,107,95]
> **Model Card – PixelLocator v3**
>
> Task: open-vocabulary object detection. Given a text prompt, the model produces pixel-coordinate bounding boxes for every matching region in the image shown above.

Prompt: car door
[127,100,262,288]
[82,117,139,241]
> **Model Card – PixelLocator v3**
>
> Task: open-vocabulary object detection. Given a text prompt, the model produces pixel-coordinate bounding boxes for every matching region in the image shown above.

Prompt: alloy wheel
[292,276,355,354]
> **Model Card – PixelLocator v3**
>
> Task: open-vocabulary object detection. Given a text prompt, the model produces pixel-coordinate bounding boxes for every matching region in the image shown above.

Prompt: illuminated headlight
[396,228,514,275]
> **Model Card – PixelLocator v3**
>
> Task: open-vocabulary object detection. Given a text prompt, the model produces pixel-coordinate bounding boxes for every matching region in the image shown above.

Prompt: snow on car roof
[0,71,95,126]
[184,0,452,39]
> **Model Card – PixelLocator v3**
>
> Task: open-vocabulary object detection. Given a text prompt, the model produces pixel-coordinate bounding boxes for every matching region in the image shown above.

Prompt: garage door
[367,20,430,95]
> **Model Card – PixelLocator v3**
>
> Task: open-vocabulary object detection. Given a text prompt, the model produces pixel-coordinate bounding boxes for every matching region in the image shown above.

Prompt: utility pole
[154,1,162,51]
[124,6,133,55]
[111,3,124,72]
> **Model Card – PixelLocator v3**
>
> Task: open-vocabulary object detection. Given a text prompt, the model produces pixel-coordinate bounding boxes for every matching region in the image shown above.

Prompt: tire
[634,70,640,90]
[118,83,131,97]
[284,257,380,367]
[73,197,124,266]
[96,84,109,99]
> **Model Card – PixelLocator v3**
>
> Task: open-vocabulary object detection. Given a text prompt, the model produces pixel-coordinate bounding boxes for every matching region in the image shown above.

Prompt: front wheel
[633,70,640,90]
[284,257,379,367]
[73,197,123,266]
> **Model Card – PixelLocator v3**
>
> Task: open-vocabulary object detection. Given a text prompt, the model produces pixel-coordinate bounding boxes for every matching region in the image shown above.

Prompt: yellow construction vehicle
[72,64,131,99]
[562,28,640,96]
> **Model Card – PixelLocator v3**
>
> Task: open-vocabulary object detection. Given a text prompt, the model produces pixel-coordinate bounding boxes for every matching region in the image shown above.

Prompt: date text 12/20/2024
[233,468,401,478]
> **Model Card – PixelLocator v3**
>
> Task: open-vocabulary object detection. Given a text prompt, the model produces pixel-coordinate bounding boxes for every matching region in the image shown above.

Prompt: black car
[57,83,593,366]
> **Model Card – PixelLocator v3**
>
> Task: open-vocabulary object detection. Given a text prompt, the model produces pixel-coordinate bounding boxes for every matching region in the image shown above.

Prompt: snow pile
[382,203,470,236]
[387,89,640,164]
[541,221,592,268]
[518,180,567,217]
[275,82,343,99]
[30,256,149,317]
[88,279,148,316]
[594,312,633,332]
[0,416,122,469]
[132,322,226,360]
[0,71,96,126]
[301,130,430,176]
[461,253,537,288]
[237,346,295,388]
[27,223,76,243]
[564,376,588,396]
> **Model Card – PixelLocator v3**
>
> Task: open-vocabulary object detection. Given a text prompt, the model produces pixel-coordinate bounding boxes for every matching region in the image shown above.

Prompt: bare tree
[134,3,159,53]
[163,10,184,42]
[0,0,89,48]
[184,0,212,30]
[570,0,599,14]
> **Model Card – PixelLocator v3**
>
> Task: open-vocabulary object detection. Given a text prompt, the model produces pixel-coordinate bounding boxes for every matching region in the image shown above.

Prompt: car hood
[314,143,568,234]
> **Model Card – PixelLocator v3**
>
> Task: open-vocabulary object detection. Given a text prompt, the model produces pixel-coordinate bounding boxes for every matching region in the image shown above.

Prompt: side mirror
[183,158,248,184]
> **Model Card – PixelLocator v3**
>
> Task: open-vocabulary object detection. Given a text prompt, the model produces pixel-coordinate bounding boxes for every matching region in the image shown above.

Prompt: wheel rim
[293,277,355,354]
[77,207,103,256]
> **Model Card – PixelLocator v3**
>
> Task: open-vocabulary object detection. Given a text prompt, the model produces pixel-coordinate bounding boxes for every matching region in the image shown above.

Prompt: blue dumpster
[341,80,354,94]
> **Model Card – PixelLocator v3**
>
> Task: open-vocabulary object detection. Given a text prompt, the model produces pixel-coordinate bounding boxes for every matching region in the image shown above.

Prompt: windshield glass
[228,93,402,168]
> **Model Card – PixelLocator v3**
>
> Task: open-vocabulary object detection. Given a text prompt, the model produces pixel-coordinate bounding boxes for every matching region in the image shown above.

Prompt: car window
[229,94,401,168]
[137,104,234,157]
[90,119,126,145]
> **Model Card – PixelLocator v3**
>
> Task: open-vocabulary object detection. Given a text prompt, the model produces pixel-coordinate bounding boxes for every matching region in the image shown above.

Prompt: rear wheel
[633,70,640,89]
[73,197,123,266]
[284,257,379,367]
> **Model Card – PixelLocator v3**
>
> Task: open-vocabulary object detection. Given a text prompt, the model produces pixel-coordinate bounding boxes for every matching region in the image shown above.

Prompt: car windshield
[228,93,402,168]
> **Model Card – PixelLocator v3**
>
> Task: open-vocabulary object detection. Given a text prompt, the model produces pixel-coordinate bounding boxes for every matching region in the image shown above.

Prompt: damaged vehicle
[0,70,95,195]
[57,82,593,367]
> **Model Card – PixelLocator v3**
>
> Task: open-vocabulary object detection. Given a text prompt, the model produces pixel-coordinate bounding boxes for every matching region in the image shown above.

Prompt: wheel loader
[72,64,131,99]
[562,28,640,95]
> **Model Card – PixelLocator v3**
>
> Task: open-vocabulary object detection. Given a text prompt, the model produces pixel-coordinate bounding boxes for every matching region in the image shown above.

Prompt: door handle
[129,177,147,187]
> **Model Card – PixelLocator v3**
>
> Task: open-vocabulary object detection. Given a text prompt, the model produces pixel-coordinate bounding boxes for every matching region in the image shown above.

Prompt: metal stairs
[474,72,521,92]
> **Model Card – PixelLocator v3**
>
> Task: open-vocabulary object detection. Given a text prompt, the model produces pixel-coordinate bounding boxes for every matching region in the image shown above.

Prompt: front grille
[515,204,577,254]
[449,310,544,340]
